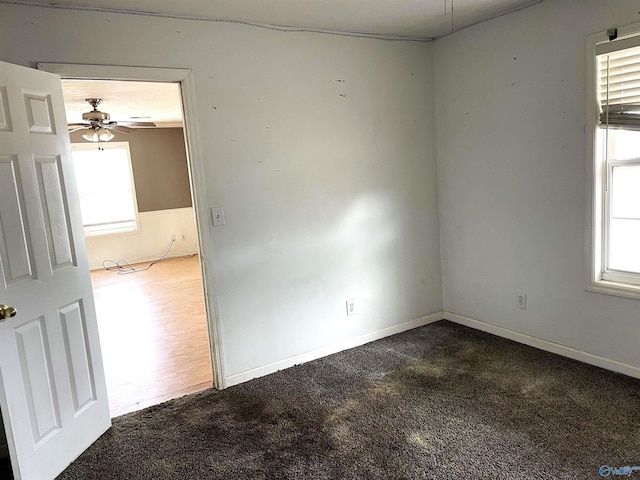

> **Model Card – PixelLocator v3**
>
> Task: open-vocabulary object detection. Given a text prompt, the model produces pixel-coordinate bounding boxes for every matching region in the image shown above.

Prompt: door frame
[37,63,224,390]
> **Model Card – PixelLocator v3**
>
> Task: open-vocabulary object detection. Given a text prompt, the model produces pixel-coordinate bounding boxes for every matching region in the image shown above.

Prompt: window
[588,24,640,298]
[71,142,139,237]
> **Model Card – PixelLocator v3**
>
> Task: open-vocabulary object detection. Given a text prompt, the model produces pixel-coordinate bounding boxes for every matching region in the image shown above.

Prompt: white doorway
[37,64,223,416]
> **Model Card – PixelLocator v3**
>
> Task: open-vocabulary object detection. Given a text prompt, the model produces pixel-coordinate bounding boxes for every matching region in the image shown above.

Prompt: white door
[0,61,110,480]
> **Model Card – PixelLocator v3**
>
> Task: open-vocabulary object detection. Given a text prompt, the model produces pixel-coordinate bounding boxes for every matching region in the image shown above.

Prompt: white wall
[0,4,441,382]
[435,0,640,372]
[85,208,199,270]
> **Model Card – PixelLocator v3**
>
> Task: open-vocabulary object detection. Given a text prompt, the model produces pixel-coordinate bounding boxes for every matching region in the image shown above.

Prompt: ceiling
[9,0,544,40]
[50,0,544,128]
[62,80,184,128]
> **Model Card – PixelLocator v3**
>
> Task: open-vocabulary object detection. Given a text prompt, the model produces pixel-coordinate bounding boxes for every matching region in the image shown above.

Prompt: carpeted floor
[0,456,11,479]
[56,320,640,479]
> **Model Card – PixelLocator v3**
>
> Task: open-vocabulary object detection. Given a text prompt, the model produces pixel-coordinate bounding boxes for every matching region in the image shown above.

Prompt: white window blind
[598,43,640,128]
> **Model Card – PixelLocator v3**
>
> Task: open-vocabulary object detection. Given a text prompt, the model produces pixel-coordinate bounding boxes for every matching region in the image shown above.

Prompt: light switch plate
[211,207,225,226]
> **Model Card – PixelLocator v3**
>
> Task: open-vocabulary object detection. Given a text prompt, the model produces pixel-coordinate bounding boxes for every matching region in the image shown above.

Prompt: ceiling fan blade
[68,125,89,133]
[107,125,133,134]
[115,121,157,128]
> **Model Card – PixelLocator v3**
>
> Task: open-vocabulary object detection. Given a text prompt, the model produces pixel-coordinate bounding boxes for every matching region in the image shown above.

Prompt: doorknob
[0,304,17,321]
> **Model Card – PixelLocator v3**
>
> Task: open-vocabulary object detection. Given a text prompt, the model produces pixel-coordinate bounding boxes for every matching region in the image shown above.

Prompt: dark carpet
[56,320,640,480]
[0,456,11,479]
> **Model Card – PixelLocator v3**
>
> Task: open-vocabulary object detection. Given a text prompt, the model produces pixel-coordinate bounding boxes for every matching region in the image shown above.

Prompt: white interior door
[0,61,110,480]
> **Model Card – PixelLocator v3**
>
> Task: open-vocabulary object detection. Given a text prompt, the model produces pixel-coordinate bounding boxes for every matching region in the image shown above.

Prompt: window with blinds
[594,35,640,290]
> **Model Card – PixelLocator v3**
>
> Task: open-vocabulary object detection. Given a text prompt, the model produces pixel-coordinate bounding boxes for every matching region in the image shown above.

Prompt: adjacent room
[0,0,639,479]
[64,80,212,417]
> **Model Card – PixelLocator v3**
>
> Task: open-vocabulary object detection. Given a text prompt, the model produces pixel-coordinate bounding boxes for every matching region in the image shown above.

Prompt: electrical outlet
[181,234,186,241]
[171,234,177,241]
[516,292,527,310]
[346,298,356,316]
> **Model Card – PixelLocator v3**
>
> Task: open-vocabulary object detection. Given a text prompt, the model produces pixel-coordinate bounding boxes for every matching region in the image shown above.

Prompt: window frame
[586,21,640,299]
[70,141,140,238]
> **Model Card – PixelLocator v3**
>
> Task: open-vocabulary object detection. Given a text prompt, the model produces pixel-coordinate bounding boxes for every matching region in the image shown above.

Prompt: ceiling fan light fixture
[97,127,115,142]
[82,126,115,143]
[81,129,100,142]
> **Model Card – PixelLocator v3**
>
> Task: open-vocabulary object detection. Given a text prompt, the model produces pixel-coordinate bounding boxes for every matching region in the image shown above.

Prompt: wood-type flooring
[90,255,212,417]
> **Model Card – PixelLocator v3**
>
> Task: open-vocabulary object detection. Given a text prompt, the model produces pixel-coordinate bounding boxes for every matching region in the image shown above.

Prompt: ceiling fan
[68,98,156,142]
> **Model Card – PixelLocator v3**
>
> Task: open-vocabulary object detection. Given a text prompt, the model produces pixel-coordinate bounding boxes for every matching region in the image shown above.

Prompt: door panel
[0,86,11,132]
[0,61,110,480]
[22,91,55,135]
[0,155,35,287]
[34,155,76,271]
[59,300,97,414]
[14,317,61,446]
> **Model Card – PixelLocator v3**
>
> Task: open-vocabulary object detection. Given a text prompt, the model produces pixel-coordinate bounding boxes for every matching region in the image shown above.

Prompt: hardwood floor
[90,255,212,417]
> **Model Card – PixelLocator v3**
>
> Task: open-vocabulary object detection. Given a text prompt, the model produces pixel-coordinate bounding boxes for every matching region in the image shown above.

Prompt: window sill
[84,227,139,239]
[588,279,640,300]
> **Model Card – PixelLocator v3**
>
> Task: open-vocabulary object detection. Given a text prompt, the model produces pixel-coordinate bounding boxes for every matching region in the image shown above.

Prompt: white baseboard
[223,311,444,388]
[91,251,199,271]
[223,310,640,388]
[444,311,640,380]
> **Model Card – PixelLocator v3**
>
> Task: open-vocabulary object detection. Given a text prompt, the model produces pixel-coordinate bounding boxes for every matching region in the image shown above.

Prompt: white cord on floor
[102,239,195,275]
